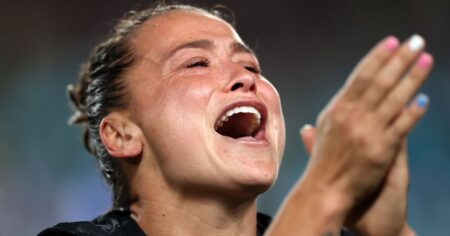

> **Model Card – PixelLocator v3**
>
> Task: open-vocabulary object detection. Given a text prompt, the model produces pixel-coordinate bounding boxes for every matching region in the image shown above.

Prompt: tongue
[217,113,259,139]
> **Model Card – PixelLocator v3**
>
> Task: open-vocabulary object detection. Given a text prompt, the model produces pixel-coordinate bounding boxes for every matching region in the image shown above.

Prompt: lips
[214,100,267,141]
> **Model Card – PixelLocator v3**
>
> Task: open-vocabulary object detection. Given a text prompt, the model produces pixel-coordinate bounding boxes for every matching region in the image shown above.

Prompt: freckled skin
[125,11,285,200]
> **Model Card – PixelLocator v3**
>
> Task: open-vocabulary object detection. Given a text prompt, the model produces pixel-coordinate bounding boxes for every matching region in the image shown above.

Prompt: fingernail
[385,36,399,51]
[417,53,432,69]
[408,34,425,52]
[416,93,429,108]
[301,124,313,133]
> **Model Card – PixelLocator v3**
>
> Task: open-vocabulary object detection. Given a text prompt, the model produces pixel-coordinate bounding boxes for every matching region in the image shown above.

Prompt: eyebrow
[231,41,255,55]
[165,39,255,60]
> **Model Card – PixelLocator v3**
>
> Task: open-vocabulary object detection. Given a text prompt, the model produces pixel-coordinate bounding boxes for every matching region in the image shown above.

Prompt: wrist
[294,177,354,220]
[353,221,414,236]
[266,177,354,235]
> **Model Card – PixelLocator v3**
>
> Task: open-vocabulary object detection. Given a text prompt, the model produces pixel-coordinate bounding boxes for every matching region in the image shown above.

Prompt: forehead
[129,10,243,59]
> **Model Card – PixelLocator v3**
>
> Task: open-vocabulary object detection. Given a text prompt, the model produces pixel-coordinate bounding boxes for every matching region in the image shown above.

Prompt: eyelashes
[183,57,260,74]
[244,65,260,74]
[185,57,209,68]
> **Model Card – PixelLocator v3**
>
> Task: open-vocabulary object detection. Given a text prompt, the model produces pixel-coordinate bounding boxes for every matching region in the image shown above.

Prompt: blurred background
[1,0,449,235]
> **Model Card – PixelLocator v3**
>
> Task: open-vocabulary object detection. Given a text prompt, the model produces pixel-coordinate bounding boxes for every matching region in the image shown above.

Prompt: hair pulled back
[67,2,235,208]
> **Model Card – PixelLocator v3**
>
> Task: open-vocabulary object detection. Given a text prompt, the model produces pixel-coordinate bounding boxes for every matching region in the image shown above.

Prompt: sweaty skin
[98,10,433,236]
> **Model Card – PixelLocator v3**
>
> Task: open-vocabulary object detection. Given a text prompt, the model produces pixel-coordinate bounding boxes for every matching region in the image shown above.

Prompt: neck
[130,187,259,236]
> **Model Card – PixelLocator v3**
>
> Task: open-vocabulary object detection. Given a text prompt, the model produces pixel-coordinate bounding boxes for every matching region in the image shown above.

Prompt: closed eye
[244,66,260,74]
[185,57,209,68]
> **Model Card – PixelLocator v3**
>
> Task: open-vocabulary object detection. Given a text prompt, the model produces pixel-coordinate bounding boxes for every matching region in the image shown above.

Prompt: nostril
[231,82,244,91]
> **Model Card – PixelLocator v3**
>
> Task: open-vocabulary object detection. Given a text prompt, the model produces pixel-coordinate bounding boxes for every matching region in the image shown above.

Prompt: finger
[399,140,409,177]
[300,124,316,156]
[378,52,433,125]
[339,36,399,102]
[386,140,409,190]
[407,228,416,236]
[387,93,429,140]
[361,34,426,110]
[401,224,416,236]
[399,140,410,187]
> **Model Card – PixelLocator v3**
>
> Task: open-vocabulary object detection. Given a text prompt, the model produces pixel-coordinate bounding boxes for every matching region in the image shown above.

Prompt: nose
[224,64,257,93]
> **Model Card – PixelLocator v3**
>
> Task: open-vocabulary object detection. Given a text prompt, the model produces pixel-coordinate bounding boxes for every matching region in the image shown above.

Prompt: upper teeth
[216,106,261,127]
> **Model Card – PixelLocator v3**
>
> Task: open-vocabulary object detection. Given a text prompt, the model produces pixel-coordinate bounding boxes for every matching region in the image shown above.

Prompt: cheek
[133,80,215,180]
[138,76,216,148]
[259,78,281,101]
[258,79,286,153]
[135,73,214,122]
[168,77,215,118]
[259,79,284,119]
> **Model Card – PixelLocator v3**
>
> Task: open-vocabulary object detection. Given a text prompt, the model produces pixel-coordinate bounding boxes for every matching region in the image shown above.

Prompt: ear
[99,111,143,158]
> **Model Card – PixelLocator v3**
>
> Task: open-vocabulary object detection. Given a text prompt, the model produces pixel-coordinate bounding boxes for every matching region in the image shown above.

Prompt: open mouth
[214,103,267,140]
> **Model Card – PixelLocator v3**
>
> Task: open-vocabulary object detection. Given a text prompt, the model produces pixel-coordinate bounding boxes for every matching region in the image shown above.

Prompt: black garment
[38,209,353,235]
[38,209,272,236]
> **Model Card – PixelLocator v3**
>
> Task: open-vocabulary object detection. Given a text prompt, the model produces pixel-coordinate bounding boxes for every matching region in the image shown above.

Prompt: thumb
[299,124,316,156]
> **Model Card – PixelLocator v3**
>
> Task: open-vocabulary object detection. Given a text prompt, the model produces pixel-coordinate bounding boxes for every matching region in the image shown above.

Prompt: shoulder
[38,210,353,235]
[37,209,145,236]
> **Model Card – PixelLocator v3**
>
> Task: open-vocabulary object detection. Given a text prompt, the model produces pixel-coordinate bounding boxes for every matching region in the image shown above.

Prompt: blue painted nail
[416,93,429,108]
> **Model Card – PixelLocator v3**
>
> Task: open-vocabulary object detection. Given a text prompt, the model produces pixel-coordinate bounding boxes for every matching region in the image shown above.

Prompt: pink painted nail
[417,53,432,69]
[385,36,399,51]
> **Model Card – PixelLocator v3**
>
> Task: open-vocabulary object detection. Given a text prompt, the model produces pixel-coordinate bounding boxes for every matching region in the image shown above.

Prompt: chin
[226,162,279,197]
[207,134,282,196]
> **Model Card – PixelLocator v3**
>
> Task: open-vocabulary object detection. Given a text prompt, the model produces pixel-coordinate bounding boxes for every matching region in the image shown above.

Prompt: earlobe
[99,112,143,158]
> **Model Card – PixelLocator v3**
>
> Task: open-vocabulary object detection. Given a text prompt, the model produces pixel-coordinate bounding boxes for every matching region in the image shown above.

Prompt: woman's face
[125,11,285,197]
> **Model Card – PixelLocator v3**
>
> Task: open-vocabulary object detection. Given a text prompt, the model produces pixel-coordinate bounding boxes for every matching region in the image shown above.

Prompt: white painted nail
[408,34,424,52]
[300,124,313,133]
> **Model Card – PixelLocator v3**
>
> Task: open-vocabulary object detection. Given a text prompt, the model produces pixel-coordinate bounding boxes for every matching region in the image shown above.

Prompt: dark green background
[1,0,449,235]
